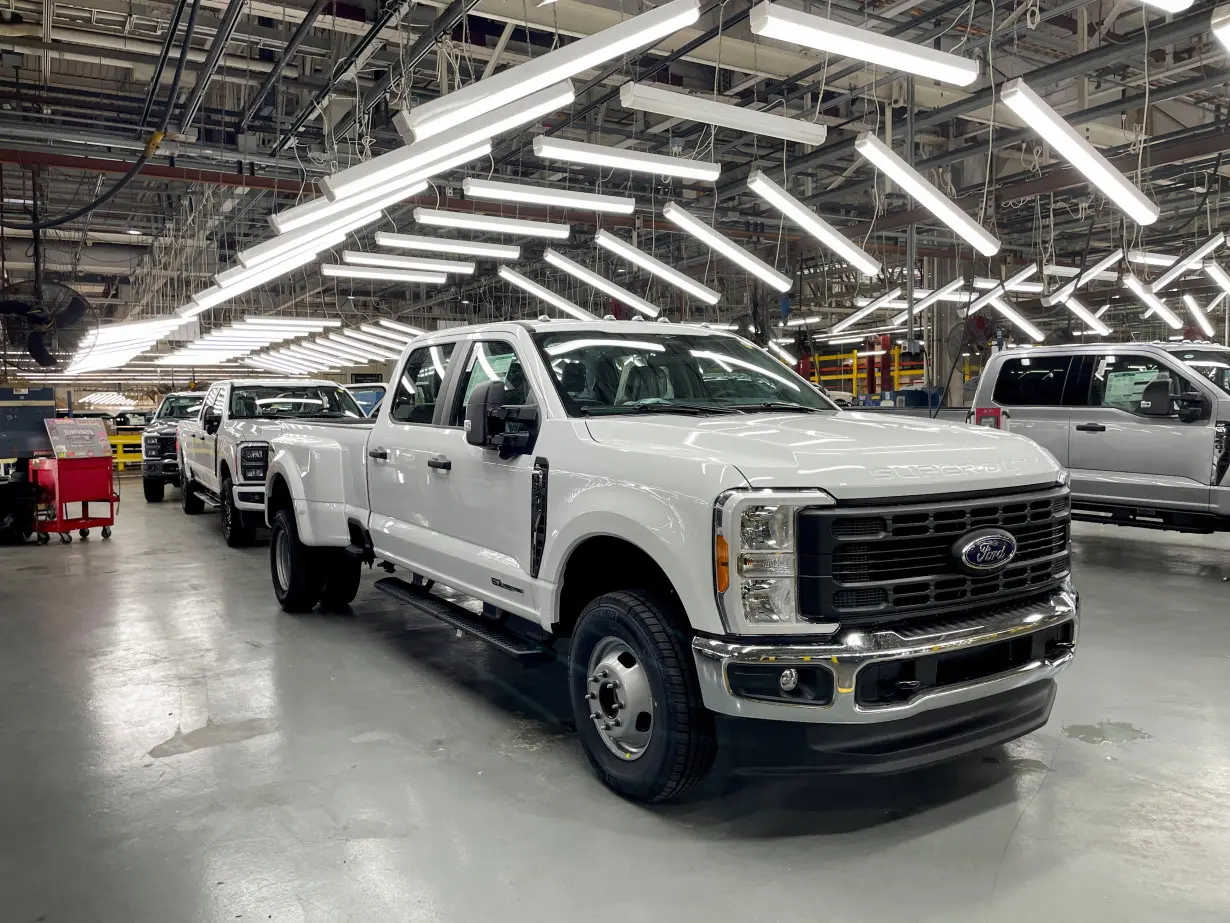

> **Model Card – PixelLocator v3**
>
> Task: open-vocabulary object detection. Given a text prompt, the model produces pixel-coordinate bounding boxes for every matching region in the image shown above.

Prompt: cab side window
[389,344,455,424]
[450,341,535,426]
[991,356,1073,406]
[1088,354,1191,414]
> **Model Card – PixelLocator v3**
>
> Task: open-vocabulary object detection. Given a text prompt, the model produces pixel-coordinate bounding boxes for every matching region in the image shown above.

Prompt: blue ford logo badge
[952,528,1017,576]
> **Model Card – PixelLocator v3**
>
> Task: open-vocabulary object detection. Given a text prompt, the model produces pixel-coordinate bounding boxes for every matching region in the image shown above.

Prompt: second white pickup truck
[266,319,1079,802]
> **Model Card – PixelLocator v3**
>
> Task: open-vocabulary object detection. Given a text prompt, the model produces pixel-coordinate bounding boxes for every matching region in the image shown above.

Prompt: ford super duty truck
[177,378,368,546]
[265,320,1079,802]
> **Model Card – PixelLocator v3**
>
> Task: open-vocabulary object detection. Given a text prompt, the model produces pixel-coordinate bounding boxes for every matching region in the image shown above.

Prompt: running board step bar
[373,577,552,660]
[193,490,220,508]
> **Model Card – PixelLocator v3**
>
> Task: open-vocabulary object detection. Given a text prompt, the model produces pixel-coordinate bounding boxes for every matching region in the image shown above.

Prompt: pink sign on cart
[44,419,112,459]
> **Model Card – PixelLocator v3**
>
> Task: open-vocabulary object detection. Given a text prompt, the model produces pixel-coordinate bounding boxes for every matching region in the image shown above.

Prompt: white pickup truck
[265,319,1079,802]
[177,378,368,546]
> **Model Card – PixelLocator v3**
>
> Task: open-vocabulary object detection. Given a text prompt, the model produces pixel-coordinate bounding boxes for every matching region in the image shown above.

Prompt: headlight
[713,489,834,633]
[239,442,269,482]
[142,436,159,459]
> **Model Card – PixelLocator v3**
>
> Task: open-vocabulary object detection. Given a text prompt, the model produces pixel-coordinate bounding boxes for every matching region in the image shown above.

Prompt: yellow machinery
[108,432,144,471]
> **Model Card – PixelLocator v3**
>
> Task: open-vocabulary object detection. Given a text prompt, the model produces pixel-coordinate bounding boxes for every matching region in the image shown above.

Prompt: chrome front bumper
[232,484,266,512]
[693,582,1078,725]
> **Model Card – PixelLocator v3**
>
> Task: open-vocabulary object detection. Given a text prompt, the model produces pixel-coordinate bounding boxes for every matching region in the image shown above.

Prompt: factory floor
[1,484,1227,923]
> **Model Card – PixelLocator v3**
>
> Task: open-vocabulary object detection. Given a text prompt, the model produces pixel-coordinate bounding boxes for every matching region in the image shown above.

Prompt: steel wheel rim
[585,636,655,761]
[274,527,291,591]
[221,496,232,536]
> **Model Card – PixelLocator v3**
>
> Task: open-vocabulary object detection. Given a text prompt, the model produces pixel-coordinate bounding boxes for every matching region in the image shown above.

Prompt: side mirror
[1177,391,1210,424]
[465,380,538,457]
[203,409,222,434]
[1138,379,1174,417]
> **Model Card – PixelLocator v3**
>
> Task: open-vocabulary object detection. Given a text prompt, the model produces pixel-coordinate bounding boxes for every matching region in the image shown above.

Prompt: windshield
[532,329,836,416]
[155,395,204,420]
[230,384,363,419]
[347,385,386,416]
[1171,348,1230,396]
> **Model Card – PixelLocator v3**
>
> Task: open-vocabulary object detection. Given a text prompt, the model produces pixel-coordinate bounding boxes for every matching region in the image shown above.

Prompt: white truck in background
[265,319,1079,802]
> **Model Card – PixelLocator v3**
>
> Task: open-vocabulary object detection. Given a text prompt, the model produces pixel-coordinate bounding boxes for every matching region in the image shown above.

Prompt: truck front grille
[797,486,1070,628]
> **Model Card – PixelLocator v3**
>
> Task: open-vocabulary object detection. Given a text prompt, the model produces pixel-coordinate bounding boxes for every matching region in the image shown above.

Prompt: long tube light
[462,178,634,214]
[375,232,519,260]
[1125,274,1183,329]
[321,265,449,285]
[1042,248,1125,306]
[270,178,428,236]
[1150,232,1226,292]
[987,297,1045,342]
[359,324,415,346]
[378,319,426,336]
[415,208,570,239]
[663,202,792,292]
[1183,294,1217,339]
[342,250,474,275]
[1216,4,1230,52]
[1064,296,1112,336]
[499,265,598,320]
[832,287,903,334]
[398,0,700,141]
[323,334,397,361]
[283,345,346,368]
[322,83,573,202]
[543,248,659,317]
[593,229,720,305]
[619,81,827,145]
[310,338,377,364]
[747,169,880,276]
[1207,263,1230,297]
[337,329,408,351]
[217,232,347,288]
[238,208,381,270]
[750,2,978,87]
[855,132,999,256]
[966,266,1039,316]
[291,341,358,365]
[1001,78,1158,227]
[890,278,966,326]
[1142,0,1194,12]
[183,250,318,317]
[1127,249,1177,267]
[533,136,720,182]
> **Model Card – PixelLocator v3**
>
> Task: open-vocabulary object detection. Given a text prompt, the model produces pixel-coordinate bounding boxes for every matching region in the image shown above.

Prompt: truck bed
[266,419,375,544]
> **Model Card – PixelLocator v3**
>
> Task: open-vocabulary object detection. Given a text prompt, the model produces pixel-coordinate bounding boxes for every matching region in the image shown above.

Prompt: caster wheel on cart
[37,532,50,544]
[101,527,112,539]
[59,533,71,544]
[79,529,90,539]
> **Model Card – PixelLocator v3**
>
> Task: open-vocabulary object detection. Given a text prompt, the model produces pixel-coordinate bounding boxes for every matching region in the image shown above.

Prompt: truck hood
[143,421,177,437]
[226,420,289,441]
[584,411,1062,500]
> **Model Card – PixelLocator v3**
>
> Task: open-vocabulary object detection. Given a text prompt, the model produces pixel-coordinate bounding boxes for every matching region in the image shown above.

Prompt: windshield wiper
[726,401,822,413]
[582,402,737,416]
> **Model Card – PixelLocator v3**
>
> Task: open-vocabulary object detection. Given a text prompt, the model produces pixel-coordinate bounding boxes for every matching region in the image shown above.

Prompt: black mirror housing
[1177,391,1211,424]
[203,409,222,434]
[465,380,505,448]
[1138,380,1174,417]
[465,380,538,456]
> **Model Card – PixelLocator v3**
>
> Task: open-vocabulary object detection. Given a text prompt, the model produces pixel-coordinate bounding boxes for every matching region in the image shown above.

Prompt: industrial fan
[0,279,92,371]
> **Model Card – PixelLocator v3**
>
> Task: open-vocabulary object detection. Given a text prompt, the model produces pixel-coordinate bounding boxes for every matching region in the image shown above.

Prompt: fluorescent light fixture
[663,202,791,292]
[499,265,598,320]
[1216,4,1230,52]
[619,81,828,145]
[1150,232,1226,292]
[534,136,720,182]
[238,208,381,270]
[379,319,426,336]
[1042,248,1125,306]
[543,248,659,317]
[832,287,903,333]
[987,297,1045,341]
[217,233,346,288]
[398,0,700,141]
[310,338,377,364]
[243,317,341,328]
[1141,0,1194,11]
[323,83,573,202]
[750,2,978,87]
[785,315,823,327]
[321,265,449,285]
[855,132,999,256]
[1183,294,1217,339]
[966,266,1039,316]
[342,250,475,275]
[270,177,429,235]
[593,229,720,305]
[359,324,415,345]
[1045,263,1119,282]
[1127,249,1177,267]
[1125,274,1183,329]
[1064,296,1112,336]
[323,334,398,361]
[767,341,796,363]
[462,178,634,214]
[890,278,966,326]
[1001,78,1158,227]
[182,250,318,317]
[374,232,519,260]
[1206,263,1230,297]
[856,349,887,357]
[747,170,880,276]
[415,208,570,239]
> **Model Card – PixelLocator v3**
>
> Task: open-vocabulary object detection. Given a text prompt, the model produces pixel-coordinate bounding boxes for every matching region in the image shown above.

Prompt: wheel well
[555,536,682,638]
[218,458,231,483]
[267,474,293,518]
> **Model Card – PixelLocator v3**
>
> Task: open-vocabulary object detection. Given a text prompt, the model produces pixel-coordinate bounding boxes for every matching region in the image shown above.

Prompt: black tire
[319,551,362,611]
[180,458,204,515]
[219,476,253,547]
[79,529,89,539]
[101,526,112,539]
[270,508,324,613]
[143,479,165,503]
[568,590,716,803]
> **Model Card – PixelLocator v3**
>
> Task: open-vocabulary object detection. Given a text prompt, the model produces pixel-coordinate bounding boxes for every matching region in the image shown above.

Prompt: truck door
[1068,351,1214,512]
[366,342,459,574]
[424,337,541,618]
[985,353,1078,464]
[203,385,227,493]
[189,386,219,480]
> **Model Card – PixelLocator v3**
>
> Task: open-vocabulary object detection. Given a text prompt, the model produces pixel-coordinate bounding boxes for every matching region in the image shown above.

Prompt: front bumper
[141,457,179,480]
[232,483,265,511]
[692,581,1078,726]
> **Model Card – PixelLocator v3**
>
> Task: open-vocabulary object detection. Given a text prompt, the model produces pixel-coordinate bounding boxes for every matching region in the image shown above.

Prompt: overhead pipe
[139,0,189,128]
[176,0,249,132]
[237,0,331,131]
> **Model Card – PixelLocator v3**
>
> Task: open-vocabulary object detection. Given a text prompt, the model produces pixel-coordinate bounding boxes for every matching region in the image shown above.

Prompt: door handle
[1075,423,1107,432]
[427,456,452,472]
[368,447,389,461]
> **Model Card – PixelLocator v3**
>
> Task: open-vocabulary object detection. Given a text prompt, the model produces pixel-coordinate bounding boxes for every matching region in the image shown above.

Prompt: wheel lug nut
[610,719,621,727]
[590,713,600,720]
[585,692,596,700]
[599,669,609,679]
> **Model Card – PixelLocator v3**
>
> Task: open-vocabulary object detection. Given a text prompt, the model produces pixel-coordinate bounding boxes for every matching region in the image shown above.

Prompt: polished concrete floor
[1,483,1228,923]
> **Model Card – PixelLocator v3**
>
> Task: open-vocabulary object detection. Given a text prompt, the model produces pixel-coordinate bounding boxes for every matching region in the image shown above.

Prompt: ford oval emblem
[952,528,1017,576]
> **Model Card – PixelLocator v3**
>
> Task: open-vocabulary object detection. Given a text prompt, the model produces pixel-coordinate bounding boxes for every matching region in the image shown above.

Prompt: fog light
[778,668,799,692]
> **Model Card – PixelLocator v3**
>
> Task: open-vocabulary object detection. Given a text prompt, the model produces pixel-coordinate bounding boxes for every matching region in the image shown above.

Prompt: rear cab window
[991,355,1075,406]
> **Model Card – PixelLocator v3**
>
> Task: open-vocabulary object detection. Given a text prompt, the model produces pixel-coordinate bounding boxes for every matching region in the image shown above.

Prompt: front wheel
[143,479,165,503]
[220,476,252,547]
[568,590,716,803]
[180,459,203,515]
[270,508,324,613]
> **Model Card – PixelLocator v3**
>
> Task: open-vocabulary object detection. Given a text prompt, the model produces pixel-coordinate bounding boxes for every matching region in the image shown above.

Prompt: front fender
[266,444,351,548]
